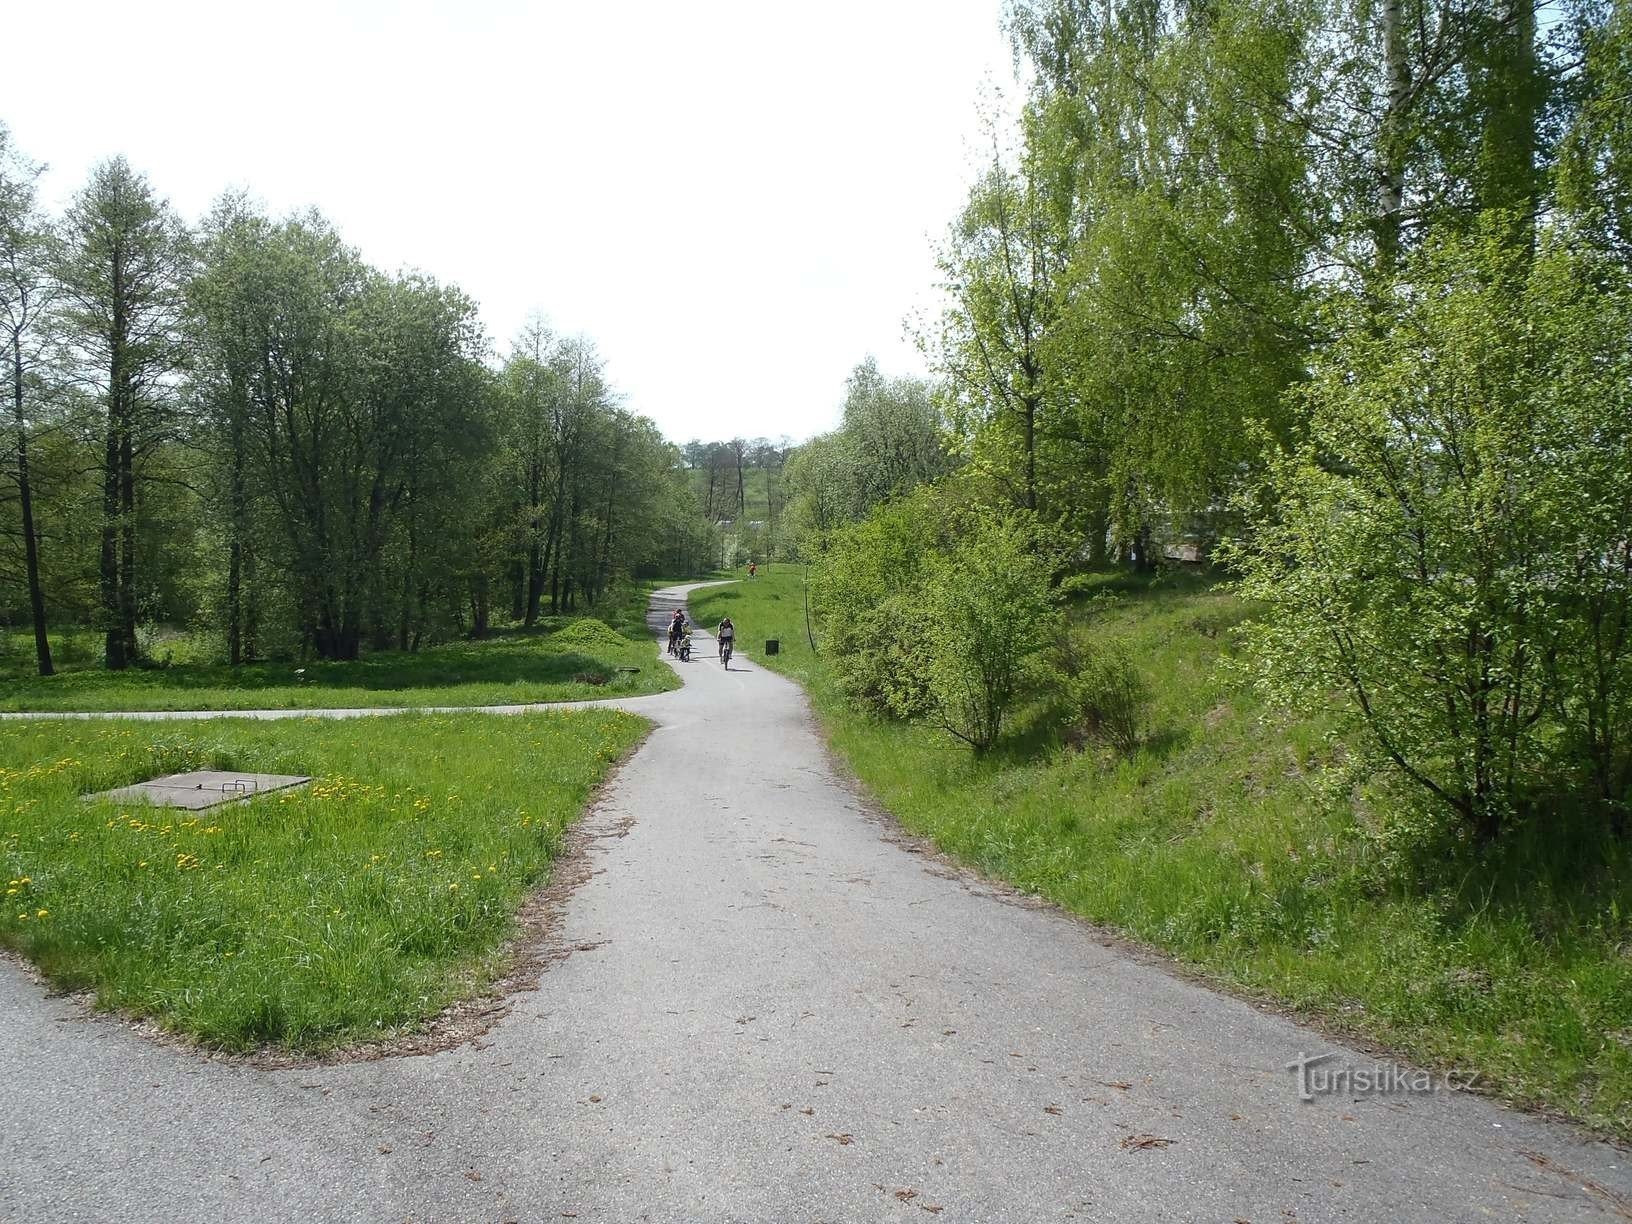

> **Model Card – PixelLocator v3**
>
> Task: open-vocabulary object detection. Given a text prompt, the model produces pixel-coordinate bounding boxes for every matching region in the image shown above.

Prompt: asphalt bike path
[1,583,1628,1221]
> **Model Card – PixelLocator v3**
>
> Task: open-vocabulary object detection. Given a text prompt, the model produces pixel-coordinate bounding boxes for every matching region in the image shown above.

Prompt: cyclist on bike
[717,616,735,664]
[667,608,687,655]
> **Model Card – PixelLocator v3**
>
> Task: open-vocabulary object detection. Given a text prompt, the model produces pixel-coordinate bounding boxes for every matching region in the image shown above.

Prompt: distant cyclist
[718,616,735,666]
[667,608,687,655]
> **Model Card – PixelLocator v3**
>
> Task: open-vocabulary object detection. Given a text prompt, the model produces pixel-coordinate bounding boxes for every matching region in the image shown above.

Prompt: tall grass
[0,711,645,1049]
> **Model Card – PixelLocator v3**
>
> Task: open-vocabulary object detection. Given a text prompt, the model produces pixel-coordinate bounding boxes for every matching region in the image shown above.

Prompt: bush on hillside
[816,493,1063,752]
[1047,621,1151,755]
[921,514,1062,753]
[1074,651,1151,755]
[816,488,950,715]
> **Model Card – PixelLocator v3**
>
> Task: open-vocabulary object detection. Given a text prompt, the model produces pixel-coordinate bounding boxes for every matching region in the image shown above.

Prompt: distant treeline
[0,138,716,668]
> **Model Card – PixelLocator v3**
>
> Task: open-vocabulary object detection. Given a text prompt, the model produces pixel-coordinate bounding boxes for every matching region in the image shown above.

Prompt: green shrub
[815,488,950,713]
[921,514,1061,752]
[837,594,937,719]
[1072,650,1151,754]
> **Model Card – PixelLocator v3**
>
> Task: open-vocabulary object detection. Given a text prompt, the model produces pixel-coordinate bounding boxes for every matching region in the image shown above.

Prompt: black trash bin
[765,639,780,656]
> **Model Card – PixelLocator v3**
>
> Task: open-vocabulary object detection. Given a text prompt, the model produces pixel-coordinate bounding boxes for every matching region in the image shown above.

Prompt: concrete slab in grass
[86,770,311,810]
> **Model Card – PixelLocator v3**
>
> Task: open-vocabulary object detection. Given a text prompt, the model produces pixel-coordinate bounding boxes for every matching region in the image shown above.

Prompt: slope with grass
[0,597,678,714]
[0,710,645,1049]
[688,570,1632,1138]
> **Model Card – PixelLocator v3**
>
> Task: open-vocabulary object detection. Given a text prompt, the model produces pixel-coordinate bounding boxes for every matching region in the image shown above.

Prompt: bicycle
[720,637,733,668]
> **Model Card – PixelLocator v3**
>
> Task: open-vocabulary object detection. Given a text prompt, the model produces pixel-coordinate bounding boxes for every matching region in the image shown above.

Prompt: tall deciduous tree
[56,157,189,669]
[189,192,269,664]
[0,125,54,675]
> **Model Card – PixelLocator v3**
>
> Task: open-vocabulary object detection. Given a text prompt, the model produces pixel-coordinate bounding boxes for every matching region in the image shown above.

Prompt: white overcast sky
[2,0,1016,444]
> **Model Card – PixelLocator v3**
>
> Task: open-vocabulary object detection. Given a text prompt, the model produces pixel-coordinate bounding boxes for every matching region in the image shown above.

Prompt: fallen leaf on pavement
[1120,1134,1176,1151]
[826,1133,854,1146]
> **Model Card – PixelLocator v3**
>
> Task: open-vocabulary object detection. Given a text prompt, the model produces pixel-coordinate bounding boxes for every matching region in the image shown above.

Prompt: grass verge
[688,570,1632,1138]
[0,710,645,1049]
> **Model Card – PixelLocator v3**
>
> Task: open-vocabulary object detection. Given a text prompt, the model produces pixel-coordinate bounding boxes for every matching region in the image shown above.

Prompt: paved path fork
[1,583,1628,1222]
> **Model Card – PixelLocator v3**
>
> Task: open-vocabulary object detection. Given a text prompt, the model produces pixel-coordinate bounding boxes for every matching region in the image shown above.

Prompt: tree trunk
[1024,395,1038,512]
[226,531,242,666]
[523,457,545,626]
[100,408,124,670]
[118,414,138,665]
[226,406,247,666]
[1475,0,1542,251]
[1376,0,1409,275]
[12,337,52,676]
[1086,501,1112,568]
[471,574,490,639]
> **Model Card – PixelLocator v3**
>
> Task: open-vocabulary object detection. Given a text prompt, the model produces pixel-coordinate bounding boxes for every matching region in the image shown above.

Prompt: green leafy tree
[1232,224,1632,842]
[840,357,951,508]
[783,431,860,555]
[56,157,190,669]
[0,124,55,675]
[1559,0,1632,259]
[189,193,273,664]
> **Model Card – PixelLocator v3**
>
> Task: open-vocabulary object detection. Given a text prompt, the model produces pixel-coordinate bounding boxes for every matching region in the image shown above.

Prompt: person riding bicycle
[667,608,687,654]
[717,616,735,660]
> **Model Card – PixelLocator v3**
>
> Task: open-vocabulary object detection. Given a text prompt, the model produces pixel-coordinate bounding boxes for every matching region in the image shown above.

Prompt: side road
[0,583,1627,1222]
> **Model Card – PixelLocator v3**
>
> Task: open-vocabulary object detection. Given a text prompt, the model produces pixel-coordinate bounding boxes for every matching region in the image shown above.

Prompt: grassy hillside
[690,570,1632,1138]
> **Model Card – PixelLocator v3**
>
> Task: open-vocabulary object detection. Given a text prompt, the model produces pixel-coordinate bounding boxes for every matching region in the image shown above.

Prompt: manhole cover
[85,771,311,810]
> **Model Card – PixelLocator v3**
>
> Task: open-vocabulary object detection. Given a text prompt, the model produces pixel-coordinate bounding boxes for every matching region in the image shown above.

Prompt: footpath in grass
[0,710,645,1049]
[0,593,678,714]
[689,570,1632,1139]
